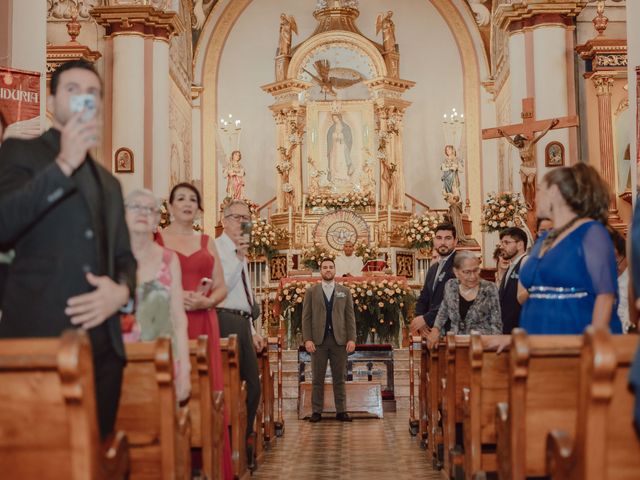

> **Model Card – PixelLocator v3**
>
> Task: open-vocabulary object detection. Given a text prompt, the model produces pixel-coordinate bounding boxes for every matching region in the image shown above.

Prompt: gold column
[593,75,619,216]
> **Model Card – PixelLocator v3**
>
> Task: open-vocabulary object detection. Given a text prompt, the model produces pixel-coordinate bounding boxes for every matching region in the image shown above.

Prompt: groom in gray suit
[302,257,357,422]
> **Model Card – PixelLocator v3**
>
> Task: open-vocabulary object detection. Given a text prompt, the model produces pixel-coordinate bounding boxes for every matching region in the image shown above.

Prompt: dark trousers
[311,334,347,414]
[89,325,125,440]
[217,311,261,439]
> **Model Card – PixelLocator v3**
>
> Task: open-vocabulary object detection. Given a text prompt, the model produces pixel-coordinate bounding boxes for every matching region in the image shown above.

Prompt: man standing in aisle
[410,223,458,335]
[498,227,528,333]
[302,258,357,422]
[0,60,136,440]
[215,199,263,469]
[334,240,364,277]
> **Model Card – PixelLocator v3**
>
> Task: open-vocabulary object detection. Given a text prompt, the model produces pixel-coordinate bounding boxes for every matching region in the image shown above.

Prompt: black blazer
[0,129,136,358]
[415,253,456,328]
[498,255,527,334]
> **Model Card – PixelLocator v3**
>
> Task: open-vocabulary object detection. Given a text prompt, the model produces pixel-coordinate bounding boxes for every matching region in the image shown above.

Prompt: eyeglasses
[126,204,158,215]
[225,213,251,222]
[460,268,480,276]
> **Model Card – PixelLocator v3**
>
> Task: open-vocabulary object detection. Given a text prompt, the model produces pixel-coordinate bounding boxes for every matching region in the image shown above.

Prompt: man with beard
[498,227,528,333]
[410,223,458,335]
[302,258,356,423]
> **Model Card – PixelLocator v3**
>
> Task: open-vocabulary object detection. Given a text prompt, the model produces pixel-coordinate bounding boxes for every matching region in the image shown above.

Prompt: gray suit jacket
[302,283,357,346]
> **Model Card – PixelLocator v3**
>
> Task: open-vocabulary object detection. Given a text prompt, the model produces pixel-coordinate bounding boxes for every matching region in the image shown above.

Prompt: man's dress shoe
[336,412,352,422]
[309,413,322,423]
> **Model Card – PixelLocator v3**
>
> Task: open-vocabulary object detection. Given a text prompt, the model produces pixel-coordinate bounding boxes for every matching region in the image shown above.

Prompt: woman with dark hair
[517,163,623,334]
[157,182,233,479]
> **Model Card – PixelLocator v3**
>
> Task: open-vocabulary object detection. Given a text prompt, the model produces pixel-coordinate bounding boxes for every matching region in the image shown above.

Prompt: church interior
[1,0,640,478]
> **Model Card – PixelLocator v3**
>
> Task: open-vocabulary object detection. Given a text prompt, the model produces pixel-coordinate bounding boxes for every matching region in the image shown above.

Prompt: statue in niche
[497,118,558,208]
[441,145,462,198]
[278,13,298,57]
[376,11,396,53]
[223,150,246,200]
[445,193,468,243]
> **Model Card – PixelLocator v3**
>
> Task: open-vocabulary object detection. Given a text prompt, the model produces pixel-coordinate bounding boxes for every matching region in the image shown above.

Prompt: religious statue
[497,118,559,209]
[376,11,396,53]
[380,156,397,206]
[223,150,246,200]
[441,145,462,198]
[445,193,468,243]
[359,161,376,193]
[327,113,353,181]
[278,13,298,57]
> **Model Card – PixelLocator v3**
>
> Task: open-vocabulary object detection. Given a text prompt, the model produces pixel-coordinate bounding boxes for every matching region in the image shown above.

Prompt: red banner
[0,67,41,132]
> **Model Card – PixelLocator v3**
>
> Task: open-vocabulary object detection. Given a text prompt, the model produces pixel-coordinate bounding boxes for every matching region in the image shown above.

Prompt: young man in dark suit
[0,60,136,440]
[498,227,528,333]
[302,258,357,423]
[410,223,458,336]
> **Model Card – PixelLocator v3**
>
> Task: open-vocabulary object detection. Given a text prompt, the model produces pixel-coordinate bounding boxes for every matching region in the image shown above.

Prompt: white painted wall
[217,0,464,209]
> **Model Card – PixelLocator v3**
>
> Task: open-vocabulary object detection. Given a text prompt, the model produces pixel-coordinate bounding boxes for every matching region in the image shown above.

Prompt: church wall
[216,0,465,211]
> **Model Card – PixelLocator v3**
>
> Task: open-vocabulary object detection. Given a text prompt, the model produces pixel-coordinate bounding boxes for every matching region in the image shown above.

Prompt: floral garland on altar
[247,217,288,260]
[480,192,528,233]
[277,278,416,346]
[300,242,336,270]
[396,211,444,250]
[353,241,381,263]
[307,191,374,211]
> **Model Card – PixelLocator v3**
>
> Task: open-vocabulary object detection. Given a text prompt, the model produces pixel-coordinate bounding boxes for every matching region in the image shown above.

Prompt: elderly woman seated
[426,250,502,348]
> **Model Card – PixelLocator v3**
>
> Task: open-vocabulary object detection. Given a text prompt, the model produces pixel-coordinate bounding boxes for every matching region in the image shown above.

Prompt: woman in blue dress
[517,163,622,334]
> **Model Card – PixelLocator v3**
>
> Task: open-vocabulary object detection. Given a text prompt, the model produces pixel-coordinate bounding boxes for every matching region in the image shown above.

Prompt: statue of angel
[278,13,298,57]
[376,11,396,53]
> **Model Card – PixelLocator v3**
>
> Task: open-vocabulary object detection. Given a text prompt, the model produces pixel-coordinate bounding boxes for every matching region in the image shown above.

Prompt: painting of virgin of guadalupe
[307,101,375,194]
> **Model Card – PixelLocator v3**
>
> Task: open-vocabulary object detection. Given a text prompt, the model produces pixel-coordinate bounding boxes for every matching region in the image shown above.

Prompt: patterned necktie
[241,266,253,307]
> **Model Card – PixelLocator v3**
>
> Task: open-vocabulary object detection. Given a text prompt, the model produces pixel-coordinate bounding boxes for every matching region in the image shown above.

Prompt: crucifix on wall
[482,98,579,231]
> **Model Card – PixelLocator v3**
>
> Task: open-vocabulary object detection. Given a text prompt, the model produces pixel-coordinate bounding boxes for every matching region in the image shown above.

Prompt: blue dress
[519,220,623,334]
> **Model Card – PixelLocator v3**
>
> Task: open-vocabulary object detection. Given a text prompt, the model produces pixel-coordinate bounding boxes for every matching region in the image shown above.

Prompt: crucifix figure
[482,98,578,231]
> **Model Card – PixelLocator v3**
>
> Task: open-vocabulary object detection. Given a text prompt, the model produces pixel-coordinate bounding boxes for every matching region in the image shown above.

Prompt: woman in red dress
[157,182,233,480]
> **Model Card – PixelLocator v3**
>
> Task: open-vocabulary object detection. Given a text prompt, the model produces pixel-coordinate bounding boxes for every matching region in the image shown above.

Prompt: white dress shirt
[322,279,336,300]
[334,254,364,277]
[215,232,257,334]
[618,268,630,332]
[504,252,528,284]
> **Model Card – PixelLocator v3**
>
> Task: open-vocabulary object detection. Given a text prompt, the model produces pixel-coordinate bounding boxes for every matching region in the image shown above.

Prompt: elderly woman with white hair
[122,188,191,403]
[426,250,502,348]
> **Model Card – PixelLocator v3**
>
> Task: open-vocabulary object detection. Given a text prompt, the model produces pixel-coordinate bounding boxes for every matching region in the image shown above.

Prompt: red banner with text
[0,67,41,135]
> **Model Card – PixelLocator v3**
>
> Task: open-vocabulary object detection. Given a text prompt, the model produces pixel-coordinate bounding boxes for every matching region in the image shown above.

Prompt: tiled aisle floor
[252,413,442,479]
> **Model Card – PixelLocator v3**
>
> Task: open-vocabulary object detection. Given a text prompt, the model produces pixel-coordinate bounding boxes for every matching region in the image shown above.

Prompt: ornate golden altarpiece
[261,2,417,253]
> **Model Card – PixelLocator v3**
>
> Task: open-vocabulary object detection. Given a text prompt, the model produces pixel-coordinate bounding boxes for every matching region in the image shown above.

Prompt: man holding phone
[0,60,137,440]
[215,199,263,470]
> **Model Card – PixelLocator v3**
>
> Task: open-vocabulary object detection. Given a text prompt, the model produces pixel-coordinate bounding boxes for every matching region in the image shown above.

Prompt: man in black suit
[410,223,458,336]
[498,227,528,334]
[0,60,136,440]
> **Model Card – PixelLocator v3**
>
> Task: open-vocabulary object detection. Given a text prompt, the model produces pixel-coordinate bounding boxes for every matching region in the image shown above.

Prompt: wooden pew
[463,334,510,479]
[268,335,285,437]
[117,337,191,480]
[219,335,249,480]
[418,337,429,448]
[409,335,421,436]
[258,344,276,445]
[546,329,640,480]
[496,330,582,480]
[189,336,225,480]
[442,334,471,478]
[0,329,129,479]
[425,340,447,469]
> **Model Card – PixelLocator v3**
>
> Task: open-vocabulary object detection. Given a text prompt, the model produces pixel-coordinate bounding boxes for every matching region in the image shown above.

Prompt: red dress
[157,233,233,480]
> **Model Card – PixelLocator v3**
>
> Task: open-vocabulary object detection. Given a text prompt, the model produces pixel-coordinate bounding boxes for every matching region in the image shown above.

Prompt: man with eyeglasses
[498,227,528,333]
[215,199,263,470]
[0,60,136,440]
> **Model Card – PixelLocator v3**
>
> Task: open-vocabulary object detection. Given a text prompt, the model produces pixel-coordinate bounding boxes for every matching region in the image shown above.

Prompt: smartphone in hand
[197,277,213,296]
[240,220,252,243]
[70,94,97,123]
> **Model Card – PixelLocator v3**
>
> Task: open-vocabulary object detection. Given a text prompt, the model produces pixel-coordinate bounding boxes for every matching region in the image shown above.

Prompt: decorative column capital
[90,4,184,42]
[494,1,588,33]
[593,75,614,96]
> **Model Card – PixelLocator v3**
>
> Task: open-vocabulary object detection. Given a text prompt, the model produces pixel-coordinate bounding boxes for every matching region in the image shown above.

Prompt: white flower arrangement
[397,211,444,250]
[247,217,287,259]
[300,242,336,270]
[353,241,381,264]
[480,192,528,233]
[306,191,374,211]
